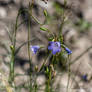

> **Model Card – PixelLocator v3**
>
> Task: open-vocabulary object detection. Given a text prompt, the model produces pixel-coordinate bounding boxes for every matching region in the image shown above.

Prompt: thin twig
[15,38,35,55]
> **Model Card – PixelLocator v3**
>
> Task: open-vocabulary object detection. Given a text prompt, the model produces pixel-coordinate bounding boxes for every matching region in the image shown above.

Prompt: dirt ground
[0,0,92,92]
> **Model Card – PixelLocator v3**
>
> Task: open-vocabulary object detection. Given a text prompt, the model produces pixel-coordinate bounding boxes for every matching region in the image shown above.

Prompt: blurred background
[0,0,92,92]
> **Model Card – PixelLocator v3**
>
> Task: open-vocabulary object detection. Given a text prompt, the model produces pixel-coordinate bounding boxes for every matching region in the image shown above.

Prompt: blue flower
[82,74,87,81]
[65,47,72,55]
[30,45,40,54]
[48,41,61,55]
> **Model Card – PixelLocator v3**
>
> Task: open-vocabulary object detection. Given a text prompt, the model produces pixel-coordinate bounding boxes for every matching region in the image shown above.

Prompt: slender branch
[15,38,35,55]
[9,10,21,84]
[28,2,33,92]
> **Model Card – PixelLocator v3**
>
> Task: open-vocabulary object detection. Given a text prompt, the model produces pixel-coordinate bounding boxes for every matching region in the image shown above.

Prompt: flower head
[48,41,61,55]
[30,45,40,54]
[65,47,72,55]
[82,74,87,81]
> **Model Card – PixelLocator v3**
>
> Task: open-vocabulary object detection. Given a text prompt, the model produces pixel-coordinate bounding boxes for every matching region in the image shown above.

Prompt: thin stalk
[45,72,51,92]
[28,2,33,92]
[28,0,43,25]
[58,7,65,43]
[15,38,35,55]
[38,53,52,72]
[59,10,64,36]
[9,45,15,84]
[28,15,32,92]
[33,75,38,92]
[48,67,52,92]
[59,0,67,43]
[13,8,28,47]
[66,55,71,92]
[9,10,20,84]
[13,11,20,48]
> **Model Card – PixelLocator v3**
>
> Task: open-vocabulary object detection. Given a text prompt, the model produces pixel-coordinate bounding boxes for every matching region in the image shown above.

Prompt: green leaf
[40,27,48,31]
[43,10,48,17]
[46,67,49,74]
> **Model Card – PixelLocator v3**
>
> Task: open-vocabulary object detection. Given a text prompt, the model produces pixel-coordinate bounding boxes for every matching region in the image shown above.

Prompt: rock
[83,8,92,22]
[0,7,7,18]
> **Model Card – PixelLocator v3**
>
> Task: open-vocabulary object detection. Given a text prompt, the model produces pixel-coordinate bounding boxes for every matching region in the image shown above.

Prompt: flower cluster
[30,41,72,55]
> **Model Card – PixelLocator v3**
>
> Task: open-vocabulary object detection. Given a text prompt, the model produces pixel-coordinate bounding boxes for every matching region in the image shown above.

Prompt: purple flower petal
[65,47,72,55]
[58,48,61,52]
[54,42,61,47]
[48,46,52,50]
[52,50,57,55]
[52,48,60,55]
[48,41,61,55]
[49,41,54,44]
[30,45,40,54]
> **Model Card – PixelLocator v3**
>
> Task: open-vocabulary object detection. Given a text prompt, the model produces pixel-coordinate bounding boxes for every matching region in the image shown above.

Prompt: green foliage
[40,27,49,31]
[44,9,48,17]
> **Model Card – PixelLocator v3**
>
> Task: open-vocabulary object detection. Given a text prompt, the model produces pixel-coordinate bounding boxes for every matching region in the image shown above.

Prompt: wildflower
[65,47,72,55]
[82,74,87,81]
[30,45,40,54]
[48,41,61,55]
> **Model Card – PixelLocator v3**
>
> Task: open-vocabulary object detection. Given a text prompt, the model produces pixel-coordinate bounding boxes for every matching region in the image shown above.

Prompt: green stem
[15,38,35,55]
[28,2,33,92]
[64,0,67,7]
[38,53,52,72]
[66,55,71,92]
[28,15,32,92]
[58,0,67,43]
[58,8,65,43]
[46,65,52,92]
[28,16,31,65]
[46,76,51,92]
[13,11,20,48]
[33,75,38,92]
[9,45,15,83]
[9,10,20,84]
